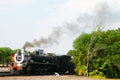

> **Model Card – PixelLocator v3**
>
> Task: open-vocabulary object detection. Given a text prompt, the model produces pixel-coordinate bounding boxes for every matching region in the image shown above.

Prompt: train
[8,49,74,75]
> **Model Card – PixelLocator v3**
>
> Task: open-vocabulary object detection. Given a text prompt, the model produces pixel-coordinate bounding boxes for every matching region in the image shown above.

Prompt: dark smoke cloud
[23,23,80,48]
[77,3,111,31]
[23,3,118,49]
[23,41,34,48]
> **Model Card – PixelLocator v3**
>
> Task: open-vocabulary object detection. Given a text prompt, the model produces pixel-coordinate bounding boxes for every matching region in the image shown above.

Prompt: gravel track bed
[0,75,120,80]
[0,67,119,80]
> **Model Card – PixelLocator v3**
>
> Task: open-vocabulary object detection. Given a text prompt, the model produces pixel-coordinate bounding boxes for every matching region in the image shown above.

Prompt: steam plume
[23,3,112,49]
[23,23,79,48]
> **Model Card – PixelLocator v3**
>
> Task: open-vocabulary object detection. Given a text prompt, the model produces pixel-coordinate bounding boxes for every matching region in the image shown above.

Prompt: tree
[68,28,120,78]
[0,47,14,66]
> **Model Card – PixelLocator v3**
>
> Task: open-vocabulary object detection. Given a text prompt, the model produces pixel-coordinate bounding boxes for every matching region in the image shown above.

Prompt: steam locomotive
[9,49,74,75]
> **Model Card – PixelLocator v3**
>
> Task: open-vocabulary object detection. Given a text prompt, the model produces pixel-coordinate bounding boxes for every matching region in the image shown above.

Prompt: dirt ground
[0,67,119,80]
[0,75,120,80]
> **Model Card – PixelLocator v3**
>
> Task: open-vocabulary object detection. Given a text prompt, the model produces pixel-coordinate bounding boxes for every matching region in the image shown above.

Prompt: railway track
[0,72,58,76]
[0,72,11,76]
[0,67,119,80]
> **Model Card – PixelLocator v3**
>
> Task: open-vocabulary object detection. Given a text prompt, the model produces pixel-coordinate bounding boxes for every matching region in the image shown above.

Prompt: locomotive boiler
[9,49,74,75]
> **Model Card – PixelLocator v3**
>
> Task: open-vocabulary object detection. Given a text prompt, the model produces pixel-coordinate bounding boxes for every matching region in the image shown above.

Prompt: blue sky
[0,0,120,54]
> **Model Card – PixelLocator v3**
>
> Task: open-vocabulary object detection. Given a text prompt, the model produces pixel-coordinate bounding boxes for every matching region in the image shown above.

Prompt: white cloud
[36,0,101,32]
[0,0,35,6]
[36,0,105,29]
[106,0,120,10]
[57,0,101,21]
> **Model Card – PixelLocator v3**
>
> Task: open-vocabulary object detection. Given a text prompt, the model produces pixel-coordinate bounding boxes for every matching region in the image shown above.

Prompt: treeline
[0,47,16,66]
[68,28,120,78]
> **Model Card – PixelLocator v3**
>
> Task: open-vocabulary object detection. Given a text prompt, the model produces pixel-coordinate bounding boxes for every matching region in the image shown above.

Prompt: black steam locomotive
[9,49,74,75]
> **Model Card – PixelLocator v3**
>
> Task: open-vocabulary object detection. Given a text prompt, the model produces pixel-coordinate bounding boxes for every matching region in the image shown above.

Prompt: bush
[89,70,105,79]
[75,65,86,76]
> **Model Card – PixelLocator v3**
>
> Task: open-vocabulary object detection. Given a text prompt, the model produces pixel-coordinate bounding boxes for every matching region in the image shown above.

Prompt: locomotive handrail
[28,62,56,65]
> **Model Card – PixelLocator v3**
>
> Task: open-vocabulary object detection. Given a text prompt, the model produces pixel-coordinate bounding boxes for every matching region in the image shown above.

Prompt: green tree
[68,28,120,78]
[0,47,14,66]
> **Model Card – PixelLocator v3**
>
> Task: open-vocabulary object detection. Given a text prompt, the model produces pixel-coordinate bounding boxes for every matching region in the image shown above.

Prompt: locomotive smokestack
[21,48,25,53]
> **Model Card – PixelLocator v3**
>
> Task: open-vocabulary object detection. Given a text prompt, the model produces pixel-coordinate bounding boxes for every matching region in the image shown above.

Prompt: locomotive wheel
[23,64,31,75]
[26,65,31,74]
[10,69,15,75]
[10,69,21,75]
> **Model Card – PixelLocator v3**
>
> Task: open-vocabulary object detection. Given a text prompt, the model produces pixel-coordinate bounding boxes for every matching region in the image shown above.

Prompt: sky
[0,0,120,55]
